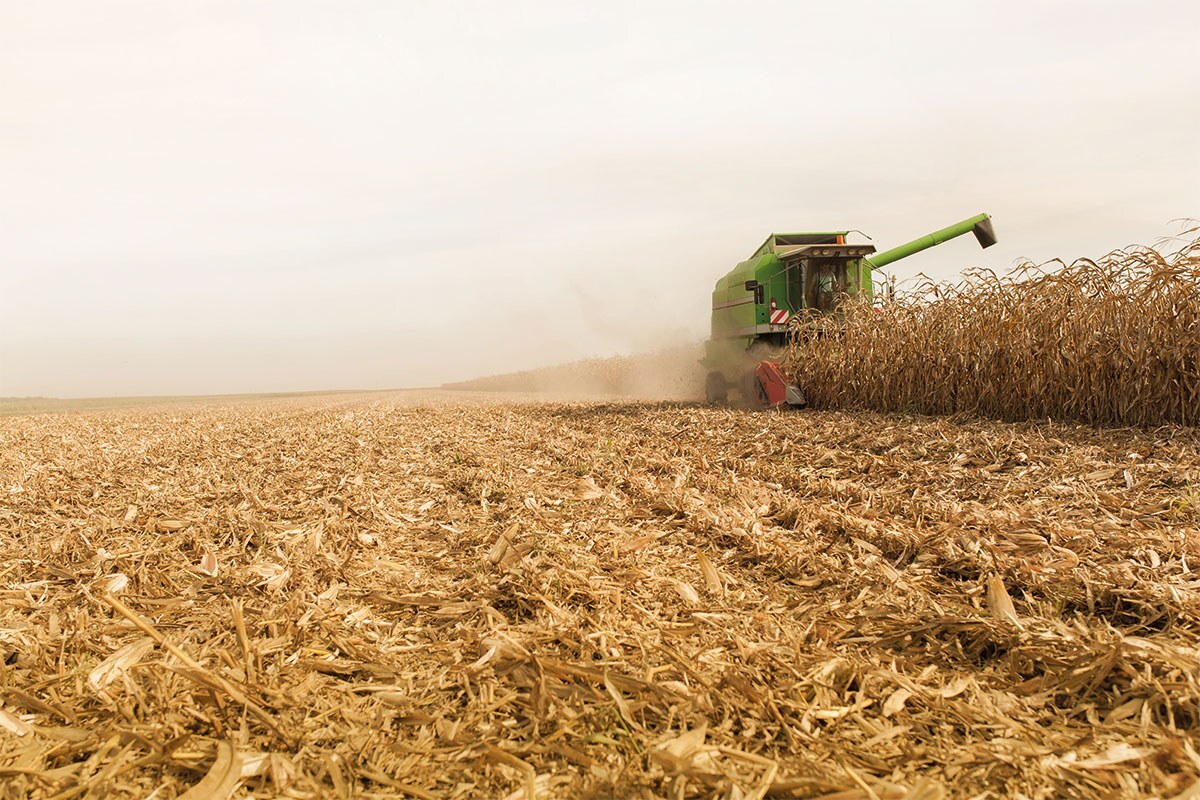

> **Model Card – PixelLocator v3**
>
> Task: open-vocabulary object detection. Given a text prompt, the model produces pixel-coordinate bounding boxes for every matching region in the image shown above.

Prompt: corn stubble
[2,392,1200,798]
[786,230,1200,426]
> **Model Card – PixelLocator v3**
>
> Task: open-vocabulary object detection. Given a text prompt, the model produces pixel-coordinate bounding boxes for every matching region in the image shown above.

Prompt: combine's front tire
[704,372,728,404]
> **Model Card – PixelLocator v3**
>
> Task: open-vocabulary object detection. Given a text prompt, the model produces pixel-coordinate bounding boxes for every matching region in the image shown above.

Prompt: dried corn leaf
[196,548,219,577]
[178,740,242,800]
[88,638,154,692]
[575,477,604,501]
[674,580,701,607]
[986,574,1022,628]
[94,573,129,594]
[1075,743,1149,769]
[604,673,640,731]
[882,688,912,718]
[0,708,32,737]
[697,549,724,595]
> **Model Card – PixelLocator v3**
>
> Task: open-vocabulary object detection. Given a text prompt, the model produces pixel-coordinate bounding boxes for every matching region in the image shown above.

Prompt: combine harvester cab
[702,214,997,407]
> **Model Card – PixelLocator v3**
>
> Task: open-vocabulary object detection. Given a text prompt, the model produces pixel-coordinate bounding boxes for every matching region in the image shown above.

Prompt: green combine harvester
[703,213,998,406]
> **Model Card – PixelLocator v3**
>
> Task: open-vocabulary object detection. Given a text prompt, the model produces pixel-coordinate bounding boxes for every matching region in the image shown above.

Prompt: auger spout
[866,213,997,270]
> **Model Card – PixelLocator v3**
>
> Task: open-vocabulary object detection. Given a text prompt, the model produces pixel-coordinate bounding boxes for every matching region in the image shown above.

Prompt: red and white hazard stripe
[769,308,790,324]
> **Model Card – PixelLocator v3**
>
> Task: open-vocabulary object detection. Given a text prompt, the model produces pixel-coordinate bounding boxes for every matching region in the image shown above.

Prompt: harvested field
[2,392,1200,799]
[786,231,1200,427]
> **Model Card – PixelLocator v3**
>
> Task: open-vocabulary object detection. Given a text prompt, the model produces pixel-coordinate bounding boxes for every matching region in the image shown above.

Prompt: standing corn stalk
[784,229,1200,427]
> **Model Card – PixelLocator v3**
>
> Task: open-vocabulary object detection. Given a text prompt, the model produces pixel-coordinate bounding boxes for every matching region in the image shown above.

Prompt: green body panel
[705,231,866,366]
[703,214,994,375]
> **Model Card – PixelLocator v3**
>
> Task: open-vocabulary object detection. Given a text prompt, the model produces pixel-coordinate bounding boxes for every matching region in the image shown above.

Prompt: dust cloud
[442,342,706,401]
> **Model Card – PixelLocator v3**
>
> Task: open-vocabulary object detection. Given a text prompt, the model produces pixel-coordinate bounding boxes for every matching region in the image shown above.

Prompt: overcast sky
[2,0,1197,397]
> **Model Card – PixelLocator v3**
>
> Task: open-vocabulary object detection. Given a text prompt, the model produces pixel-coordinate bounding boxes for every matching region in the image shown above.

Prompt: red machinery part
[754,361,789,407]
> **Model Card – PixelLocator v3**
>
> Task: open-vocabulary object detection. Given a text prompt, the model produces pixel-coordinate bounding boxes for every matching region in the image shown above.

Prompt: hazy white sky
[2,0,1197,396]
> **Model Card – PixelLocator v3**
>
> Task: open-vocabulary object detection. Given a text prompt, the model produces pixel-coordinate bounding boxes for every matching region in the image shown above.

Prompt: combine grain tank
[703,213,997,406]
